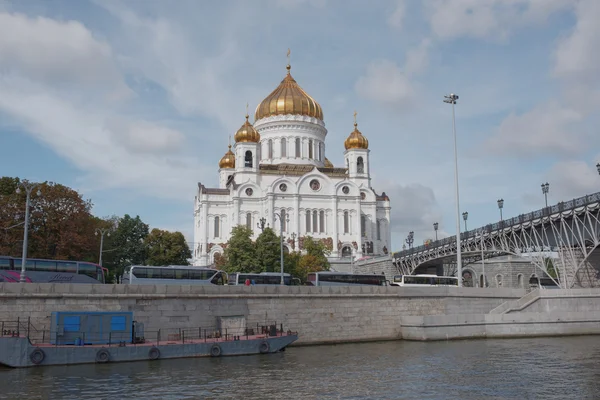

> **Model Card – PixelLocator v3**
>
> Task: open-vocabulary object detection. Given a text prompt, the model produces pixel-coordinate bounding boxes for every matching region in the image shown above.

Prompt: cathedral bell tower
[344,112,370,185]
[233,110,260,177]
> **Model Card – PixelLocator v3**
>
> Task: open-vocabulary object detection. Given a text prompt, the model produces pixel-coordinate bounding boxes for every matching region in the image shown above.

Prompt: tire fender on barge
[210,344,222,357]
[30,348,45,365]
[259,341,270,354]
[149,347,160,360]
[95,348,110,363]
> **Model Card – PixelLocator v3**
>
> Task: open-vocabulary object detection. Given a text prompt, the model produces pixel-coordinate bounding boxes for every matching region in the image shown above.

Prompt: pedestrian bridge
[393,192,600,288]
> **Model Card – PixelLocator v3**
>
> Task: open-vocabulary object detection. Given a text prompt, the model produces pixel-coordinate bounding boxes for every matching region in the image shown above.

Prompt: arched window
[280,209,286,232]
[357,157,364,173]
[305,210,311,233]
[245,151,252,168]
[343,211,349,234]
[308,139,313,159]
[214,216,220,238]
[480,274,486,288]
[361,215,366,237]
[268,139,273,159]
[319,210,325,233]
[295,138,301,157]
[312,210,318,233]
[517,274,523,288]
[320,143,324,161]
[281,138,287,158]
[376,220,381,240]
[496,274,503,287]
[246,213,252,230]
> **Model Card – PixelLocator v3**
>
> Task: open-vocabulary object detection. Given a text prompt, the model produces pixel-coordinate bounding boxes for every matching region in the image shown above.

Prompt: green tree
[303,236,330,270]
[145,228,191,266]
[297,254,327,278]
[223,226,257,273]
[105,214,149,279]
[255,227,280,272]
[284,251,303,281]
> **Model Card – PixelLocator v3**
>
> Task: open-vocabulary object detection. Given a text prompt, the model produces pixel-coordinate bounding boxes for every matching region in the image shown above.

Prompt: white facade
[193,68,391,266]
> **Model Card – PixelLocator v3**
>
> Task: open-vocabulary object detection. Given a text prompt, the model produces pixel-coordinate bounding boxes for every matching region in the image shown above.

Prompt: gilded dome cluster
[234,114,260,143]
[344,121,369,150]
[218,144,235,169]
[255,65,323,121]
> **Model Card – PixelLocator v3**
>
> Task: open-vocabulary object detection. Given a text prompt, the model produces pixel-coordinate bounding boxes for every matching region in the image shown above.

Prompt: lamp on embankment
[497,199,504,221]
[462,212,468,232]
[443,93,462,287]
[433,222,439,241]
[15,180,41,283]
[541,183,549,208]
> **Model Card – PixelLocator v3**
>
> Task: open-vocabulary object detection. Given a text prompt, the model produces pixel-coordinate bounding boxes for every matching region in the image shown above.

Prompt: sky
[0,0,599,253]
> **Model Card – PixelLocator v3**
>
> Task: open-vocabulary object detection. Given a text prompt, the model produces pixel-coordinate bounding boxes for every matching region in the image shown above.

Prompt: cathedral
[193,60,391,267]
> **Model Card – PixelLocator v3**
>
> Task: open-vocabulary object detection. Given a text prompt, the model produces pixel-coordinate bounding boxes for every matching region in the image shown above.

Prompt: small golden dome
[255,64,323,121]
[234,114,260,143]
[344,121,369,150]
[218,145,235,169]
[324,158,334,168]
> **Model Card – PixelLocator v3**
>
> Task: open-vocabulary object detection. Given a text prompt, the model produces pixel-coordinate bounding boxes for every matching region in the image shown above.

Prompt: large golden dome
[255,65,323,121]
[344,121,369,150]
[218,145,235,169]
[234,114,260,143]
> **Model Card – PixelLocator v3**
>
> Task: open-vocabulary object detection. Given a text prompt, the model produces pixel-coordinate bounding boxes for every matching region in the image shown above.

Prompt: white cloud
[105,118,185,155]
[376,181,443,238]
[355,59,415,108]
[387,0,406,29]
[424,0,572,41]
[483,103,584,157]
[553,0,600,113]
[404,39,432,75]
[544,160,600,200]
[0,12,127,97]
[0,12,211,200]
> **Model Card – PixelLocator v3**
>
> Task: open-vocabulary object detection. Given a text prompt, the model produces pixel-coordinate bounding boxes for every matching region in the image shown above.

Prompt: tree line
[0,177,191,282]
[219,226,330,283]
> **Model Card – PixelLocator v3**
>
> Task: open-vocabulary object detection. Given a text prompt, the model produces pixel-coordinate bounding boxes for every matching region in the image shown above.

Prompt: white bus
[228,272,300,286]
[307,271,388,286]
[122,265,227,285]
[390,274,459,287]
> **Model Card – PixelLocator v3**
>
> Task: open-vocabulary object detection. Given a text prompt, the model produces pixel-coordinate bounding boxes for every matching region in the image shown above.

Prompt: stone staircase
[488,289,540,314]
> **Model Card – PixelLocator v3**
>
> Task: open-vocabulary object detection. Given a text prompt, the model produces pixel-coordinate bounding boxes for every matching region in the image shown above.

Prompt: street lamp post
[433,222,439,241]
[94,228,111,266]
[274,212,290,285]
[444,93,462,287]
[497,199,504,221]
[15,180,41,283]
[541,182,549,208]
[462,212,468,232]
[479,229,486,288]
[257,217,267,232]
[405,231,414,249]
[596,163,600,175]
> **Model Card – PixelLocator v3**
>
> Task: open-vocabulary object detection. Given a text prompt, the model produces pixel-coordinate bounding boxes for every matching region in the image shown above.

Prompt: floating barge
[0,312,298,368]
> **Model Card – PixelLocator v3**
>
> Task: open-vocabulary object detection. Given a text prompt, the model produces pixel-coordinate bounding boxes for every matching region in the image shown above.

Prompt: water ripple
[1,337,600,399]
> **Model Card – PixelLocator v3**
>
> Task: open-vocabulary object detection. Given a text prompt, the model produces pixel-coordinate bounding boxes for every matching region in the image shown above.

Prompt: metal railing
[0,320,295,346]
[394,191,600,259]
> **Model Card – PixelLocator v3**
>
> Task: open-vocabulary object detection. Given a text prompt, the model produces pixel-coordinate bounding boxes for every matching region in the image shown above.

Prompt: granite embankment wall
[402,289,600,340]
[0,283,524,345]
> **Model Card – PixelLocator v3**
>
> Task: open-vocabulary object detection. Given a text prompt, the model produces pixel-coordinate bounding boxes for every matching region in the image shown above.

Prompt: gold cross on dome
[287,48,291,64]
[353,110,357,125]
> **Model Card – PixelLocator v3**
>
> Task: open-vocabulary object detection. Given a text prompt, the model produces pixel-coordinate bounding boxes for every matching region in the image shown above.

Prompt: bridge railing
[394,191,600,259]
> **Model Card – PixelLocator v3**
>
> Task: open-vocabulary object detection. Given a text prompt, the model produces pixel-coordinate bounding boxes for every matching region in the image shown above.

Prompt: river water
[1,336,599,399]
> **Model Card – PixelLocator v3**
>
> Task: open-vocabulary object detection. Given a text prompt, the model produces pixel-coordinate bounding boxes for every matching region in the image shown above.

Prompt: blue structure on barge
[50,311,134,345]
